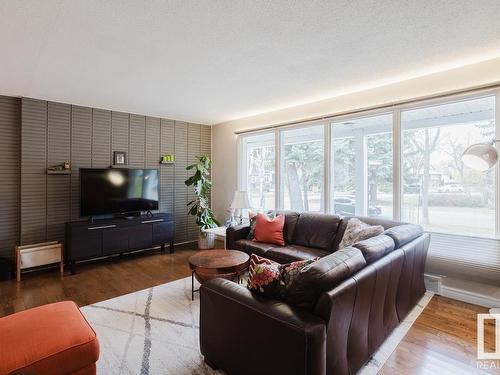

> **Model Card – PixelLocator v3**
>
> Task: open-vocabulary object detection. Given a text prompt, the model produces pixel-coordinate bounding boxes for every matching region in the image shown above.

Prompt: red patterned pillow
[247,254,317,300]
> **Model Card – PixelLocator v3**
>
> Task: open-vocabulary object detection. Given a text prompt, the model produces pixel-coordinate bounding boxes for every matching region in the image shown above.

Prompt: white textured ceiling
[1,0,500,124]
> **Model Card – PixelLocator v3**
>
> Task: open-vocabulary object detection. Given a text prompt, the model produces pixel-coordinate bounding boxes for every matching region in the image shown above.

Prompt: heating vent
[426,232,500,286]
[424,274,443,294]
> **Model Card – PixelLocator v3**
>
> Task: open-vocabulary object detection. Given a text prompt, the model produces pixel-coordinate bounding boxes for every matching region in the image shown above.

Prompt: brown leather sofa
[200,211,429,375]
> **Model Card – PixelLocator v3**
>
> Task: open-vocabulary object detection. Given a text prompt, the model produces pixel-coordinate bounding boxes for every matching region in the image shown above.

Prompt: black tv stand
[66,213,174,274]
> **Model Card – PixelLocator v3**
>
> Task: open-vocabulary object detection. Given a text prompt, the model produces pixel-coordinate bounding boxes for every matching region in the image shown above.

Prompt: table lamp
[230,191,250,224]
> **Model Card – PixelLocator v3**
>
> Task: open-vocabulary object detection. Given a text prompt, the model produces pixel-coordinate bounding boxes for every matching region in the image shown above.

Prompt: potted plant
[185,155,220,249]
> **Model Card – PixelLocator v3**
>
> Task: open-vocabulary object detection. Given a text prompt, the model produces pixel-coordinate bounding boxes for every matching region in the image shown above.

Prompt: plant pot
[198,232,215,249]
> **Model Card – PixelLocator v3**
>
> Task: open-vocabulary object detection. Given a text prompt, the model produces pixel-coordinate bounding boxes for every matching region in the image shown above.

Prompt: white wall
[212,57,500,222]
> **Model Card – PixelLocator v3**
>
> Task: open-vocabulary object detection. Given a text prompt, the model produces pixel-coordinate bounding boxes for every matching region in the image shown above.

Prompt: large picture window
[401,95,496,237]
[240,132,275,210]
[331,114,393,218]
[280,125,324,212]
[239,90,498,239]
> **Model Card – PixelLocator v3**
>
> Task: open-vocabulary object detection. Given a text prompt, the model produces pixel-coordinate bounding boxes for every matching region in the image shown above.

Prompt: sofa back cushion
[352,234,395,264]
[269,210,300,244]
[291,212,342,251]
[285,246,366,310]
[384,224,423,248]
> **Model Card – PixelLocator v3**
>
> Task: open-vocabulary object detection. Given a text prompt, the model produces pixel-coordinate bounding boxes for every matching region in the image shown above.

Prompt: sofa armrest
[200,278,326,375]
[226,224,250,249]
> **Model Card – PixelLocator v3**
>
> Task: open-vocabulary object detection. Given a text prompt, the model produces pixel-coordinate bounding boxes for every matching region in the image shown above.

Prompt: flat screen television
[80,168,159,217]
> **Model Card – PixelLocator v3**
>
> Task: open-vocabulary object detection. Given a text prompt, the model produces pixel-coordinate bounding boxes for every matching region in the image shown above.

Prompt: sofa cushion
[352,234,395,264]
[291,212,342,251]
[254,213,285,246]
[236,239,275,257]
[0,301,99,375]
[269,210,300,244]
[265,245,330,264]
[286,246,366,310]
[247,211,276,240]
[332,216,403,251]
[384,224,423,248]
[247,254,316,300]
[338,218,384,249]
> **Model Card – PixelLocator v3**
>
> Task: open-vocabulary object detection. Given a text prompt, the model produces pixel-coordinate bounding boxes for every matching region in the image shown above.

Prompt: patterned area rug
[81,277,433,374]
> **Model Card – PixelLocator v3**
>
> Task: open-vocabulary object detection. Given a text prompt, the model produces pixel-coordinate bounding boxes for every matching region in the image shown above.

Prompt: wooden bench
[16,241,63,281]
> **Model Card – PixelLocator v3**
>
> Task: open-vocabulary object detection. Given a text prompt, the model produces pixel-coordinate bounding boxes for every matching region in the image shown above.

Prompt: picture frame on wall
[113,151,127,165]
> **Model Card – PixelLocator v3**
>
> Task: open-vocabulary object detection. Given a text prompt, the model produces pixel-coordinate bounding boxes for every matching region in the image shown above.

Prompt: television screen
[80,168,159,216]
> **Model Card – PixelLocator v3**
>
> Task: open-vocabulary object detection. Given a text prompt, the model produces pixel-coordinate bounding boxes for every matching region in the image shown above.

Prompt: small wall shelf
[110,165,129,168]
[160,161,175,165]
[47,169,71,175]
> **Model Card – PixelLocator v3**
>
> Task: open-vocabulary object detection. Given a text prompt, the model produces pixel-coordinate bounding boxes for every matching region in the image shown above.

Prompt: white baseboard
[440,285,500,308]
[425,274,500,308]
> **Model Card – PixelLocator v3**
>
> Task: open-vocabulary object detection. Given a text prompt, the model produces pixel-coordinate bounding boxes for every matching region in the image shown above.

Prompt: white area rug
[81,277,433,374]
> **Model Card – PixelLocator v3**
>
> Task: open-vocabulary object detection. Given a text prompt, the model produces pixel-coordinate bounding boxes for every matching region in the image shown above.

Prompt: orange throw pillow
[253,213,285,246]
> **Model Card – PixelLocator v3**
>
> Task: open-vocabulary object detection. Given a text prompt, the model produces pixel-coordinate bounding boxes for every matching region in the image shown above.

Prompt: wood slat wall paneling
[92,109,111,168]
[0,96,20,258]
[160,119,175,215]
[17,97,208,249]
[145,117,160,168]
[21,98,47,245]
[174,121,188,242]
[111,111,129,163]
[129,114,146,168]
[47,102,71,241]
[146,117,161,213]
[201,125,212,207]
[187,123,201,240]
[70,106,92,220]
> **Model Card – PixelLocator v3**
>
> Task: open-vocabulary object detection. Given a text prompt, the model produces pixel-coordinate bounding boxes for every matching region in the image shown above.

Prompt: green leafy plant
[185,155,220,236]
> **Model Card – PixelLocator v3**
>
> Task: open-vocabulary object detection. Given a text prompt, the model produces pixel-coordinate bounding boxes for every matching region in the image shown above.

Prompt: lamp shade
[230,191,250,209]
[461,143,498,171]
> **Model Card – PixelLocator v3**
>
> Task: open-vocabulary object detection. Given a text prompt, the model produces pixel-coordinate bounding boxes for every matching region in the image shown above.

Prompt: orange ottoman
[0,301,99,375]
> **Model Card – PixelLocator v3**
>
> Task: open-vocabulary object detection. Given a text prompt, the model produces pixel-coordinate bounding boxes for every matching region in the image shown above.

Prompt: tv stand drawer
[66,213,174,273]
[103,227,129,255]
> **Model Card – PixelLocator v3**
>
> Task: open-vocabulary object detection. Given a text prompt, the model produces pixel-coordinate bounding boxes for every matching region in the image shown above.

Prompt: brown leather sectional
[200,211,429,375]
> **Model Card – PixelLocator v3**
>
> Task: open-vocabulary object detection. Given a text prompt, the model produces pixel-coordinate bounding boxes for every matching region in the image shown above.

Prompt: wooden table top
[188,249,249,274]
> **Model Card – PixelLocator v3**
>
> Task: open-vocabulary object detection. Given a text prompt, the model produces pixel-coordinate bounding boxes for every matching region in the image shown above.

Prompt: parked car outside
[437,183,464,193]
[404,183,421,194]
[333,196,382,217]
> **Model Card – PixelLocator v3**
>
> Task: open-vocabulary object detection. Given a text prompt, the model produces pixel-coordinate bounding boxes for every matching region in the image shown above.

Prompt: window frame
[238,87,500,239]
[278,120,327,212]
[329,109,394,218]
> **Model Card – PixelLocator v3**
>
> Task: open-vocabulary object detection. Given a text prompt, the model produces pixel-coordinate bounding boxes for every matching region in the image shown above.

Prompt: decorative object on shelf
[16,241,63,281]
[230,191,251,224]
[113,151,127,165]
[184,155,220,249]
[47,161,71,174]
[161,154,175,164]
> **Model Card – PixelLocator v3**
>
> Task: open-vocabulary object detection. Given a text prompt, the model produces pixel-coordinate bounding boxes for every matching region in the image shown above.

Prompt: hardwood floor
[0,244,197,317]
[0,247,497,373]
[380,295,497,374]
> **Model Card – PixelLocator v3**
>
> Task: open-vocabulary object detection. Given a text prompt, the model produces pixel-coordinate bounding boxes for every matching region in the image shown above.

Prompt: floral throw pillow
[247,254,317,300]
[247,211,276,240]
[339,218,384,249]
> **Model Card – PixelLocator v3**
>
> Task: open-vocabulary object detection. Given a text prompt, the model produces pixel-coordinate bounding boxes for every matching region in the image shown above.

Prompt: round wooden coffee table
[188,249,250,300]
